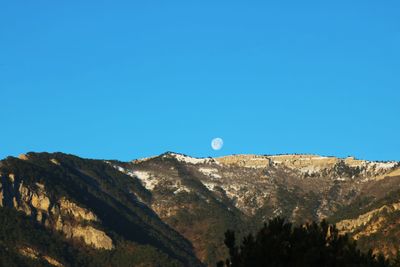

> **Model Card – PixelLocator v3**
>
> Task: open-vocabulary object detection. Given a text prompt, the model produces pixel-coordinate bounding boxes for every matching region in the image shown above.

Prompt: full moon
[211,137,223,151]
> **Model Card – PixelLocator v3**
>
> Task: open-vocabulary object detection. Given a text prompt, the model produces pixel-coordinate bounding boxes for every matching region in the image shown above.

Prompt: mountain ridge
[1,151,400,266]
[131,151,400,164]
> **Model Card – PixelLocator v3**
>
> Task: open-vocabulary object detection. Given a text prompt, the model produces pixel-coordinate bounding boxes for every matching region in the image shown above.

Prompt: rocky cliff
[0,170,113,250]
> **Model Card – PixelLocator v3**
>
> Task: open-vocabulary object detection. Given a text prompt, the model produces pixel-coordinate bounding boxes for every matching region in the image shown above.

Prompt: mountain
[114,152,400,265]
[0,152,202,267]
[1,152,400,266]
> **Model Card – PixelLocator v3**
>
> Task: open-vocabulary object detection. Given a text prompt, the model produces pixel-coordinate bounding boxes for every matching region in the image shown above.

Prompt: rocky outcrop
[216,154,272,168]
[212,154,399,180]
[19,246,39,259]
[336,202,400,238]
[18,154,29,160]
[17,182,51,219]
[58,197,98,222]
[0,173,113,250]
[55,219,113,250]
[19,246,64,267]
[50,158,61,165]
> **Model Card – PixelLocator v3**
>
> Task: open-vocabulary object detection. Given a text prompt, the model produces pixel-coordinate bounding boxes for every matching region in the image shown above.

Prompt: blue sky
[1,1,399,161]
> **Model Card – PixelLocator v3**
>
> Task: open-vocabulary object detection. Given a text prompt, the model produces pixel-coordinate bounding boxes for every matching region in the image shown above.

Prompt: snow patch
[203,182,217,191]
[165,153,211,165]
[273,207,283,216]
[171,180,192,195]
[173,186,191,194]
[132,170,158,190]
[110,164,158,191]
[369,162,397,171]
[199,168,221,179]
[221,184,242,201]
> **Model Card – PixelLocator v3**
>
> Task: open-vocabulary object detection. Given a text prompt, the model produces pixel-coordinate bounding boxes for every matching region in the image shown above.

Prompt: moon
[211,137,223,151]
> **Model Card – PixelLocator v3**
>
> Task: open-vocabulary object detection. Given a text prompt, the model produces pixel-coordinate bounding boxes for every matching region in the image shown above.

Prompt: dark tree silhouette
[217,217,392,267]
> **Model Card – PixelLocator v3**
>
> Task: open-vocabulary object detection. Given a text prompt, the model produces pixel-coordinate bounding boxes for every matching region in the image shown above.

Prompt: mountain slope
[112,152,400,264]
[0,152,203,267]
[1,151,400,266]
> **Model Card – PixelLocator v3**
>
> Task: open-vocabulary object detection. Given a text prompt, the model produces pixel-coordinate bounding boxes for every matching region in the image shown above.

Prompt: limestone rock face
[19,246,39,259]
[43,255,64,267]
[19,246,64,267]
[59,197,98,222]
[0,173,113,250]
[8,173,16,183]
[18,154,29,160]
[50,158,60,165]
[216,155,272,168]
[30,188,51,211]
[61,224,114,250]
[55,214,113,250]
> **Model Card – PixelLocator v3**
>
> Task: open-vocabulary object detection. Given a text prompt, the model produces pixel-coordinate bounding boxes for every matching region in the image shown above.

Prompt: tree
[217,217,391,267]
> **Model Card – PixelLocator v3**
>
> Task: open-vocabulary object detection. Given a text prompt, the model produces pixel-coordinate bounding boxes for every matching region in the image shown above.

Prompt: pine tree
[217,217,391,267]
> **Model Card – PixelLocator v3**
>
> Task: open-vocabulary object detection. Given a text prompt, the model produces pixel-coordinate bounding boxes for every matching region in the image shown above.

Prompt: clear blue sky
[1,1,399,161]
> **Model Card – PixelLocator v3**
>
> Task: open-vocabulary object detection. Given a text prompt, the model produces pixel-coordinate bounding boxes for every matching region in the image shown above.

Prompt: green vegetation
[0,206,186,267]
[332,161,361,178]
[0,152,202,266]
[217,217,392,267]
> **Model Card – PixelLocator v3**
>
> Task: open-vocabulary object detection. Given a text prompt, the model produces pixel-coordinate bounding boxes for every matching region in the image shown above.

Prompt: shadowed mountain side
[0,152,203,267]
